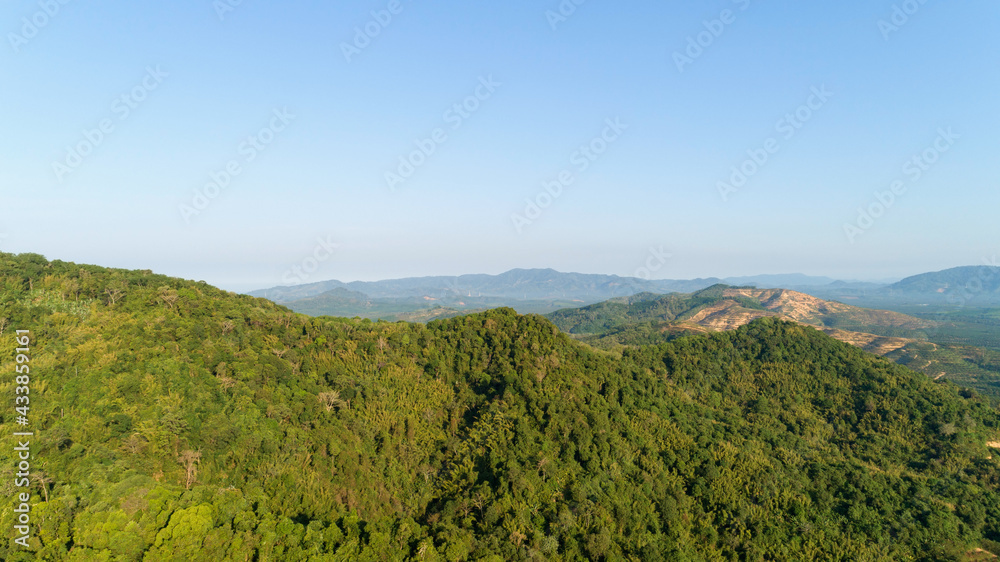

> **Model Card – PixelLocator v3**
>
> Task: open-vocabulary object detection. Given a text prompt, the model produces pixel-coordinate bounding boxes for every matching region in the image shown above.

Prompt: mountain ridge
[547,285,1000,403]
[251,265,1000,320]
[2,252,1000,559]
[249,268,725,304]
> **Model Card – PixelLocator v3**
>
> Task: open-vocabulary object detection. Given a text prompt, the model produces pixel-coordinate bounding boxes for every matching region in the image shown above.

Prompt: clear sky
[2,0,998,291]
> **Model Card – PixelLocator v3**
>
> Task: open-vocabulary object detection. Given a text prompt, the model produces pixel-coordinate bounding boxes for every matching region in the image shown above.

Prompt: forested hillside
[548,287,1000,405]
[2,253,1000,560]
[546,285,933,339]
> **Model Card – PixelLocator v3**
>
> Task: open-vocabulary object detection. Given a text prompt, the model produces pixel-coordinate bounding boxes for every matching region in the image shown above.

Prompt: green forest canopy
[0,252,999,560]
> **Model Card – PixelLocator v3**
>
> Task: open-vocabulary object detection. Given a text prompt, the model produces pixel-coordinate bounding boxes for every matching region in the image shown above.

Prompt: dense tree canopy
[0,252,999,560]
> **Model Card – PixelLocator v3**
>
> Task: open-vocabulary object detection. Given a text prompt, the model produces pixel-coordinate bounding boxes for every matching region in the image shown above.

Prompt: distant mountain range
[249,265,1000,320]
[887,265,1000,298]
[803,265,1000,308]
[250,268,720,304]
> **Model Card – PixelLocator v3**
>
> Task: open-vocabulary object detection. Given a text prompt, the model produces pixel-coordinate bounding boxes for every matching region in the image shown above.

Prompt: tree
[122,433,147,455]
[179,450,201,490]
[319,391,348,412]
[31,471,53,503]
[157,285,179,309]
[104,280,128,305]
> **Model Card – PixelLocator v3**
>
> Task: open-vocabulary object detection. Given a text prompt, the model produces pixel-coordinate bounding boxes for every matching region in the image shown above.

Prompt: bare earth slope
[552,285,1000,403]
[677,288,926,354]
[723,287,933,329]
[693,288,926,354]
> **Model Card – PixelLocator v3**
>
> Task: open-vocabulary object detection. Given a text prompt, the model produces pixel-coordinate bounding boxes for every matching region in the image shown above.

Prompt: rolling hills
[546,284,935,340]
[547,285,1000,403]
[250,269,721,305]
[249,269,727,321]
[803,265,1000,309]
[4,252,1000,559]
[251,264,1000,322]
[249,270,869,321]
[889,265,1000,298]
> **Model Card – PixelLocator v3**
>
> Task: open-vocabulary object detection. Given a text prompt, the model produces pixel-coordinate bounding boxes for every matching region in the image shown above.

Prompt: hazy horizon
[3,1,997,292]
[7,248,992,293]
[20,251,983,294]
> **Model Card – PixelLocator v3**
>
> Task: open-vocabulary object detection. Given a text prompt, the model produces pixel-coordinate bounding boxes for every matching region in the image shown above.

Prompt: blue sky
[1,0,998,291]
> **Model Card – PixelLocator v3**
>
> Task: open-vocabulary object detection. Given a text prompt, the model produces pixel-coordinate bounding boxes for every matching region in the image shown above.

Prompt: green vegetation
[545,284,934,340]
[886,343,1000,403]
[565,321,706,349]
[286,288,583,322]
[2,253,1000,560]
[549,289,1000,406]
[546,287,764,336]
[284,287,481,321]
[908,308,1000,350]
